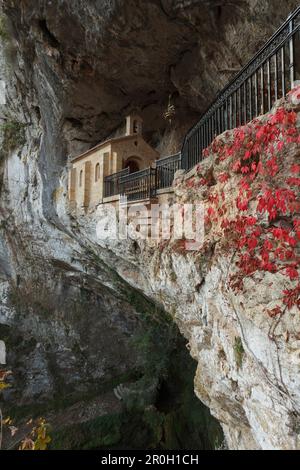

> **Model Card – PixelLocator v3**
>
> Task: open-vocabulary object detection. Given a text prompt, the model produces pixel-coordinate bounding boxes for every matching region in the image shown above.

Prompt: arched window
[95,163,100,182]
[79,169,83,187]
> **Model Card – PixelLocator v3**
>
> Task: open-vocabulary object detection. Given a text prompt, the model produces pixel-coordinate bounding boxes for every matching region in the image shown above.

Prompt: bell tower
[126,114,143,136]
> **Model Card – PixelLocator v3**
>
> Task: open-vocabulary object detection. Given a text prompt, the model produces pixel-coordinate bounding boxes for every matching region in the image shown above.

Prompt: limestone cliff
[80,90,300,450]
[0,0,300,450]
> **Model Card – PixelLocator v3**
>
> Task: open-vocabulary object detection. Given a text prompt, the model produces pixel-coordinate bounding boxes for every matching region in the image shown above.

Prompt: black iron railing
[117,153,181,201]
[181,6,300,170]
[101,7,300,202]
[120,167,157,202]
[156,152,181,190]
[104,167,129,198]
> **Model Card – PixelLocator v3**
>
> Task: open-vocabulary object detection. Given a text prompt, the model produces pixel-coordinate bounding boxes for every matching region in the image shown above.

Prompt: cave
[0,0,300,455]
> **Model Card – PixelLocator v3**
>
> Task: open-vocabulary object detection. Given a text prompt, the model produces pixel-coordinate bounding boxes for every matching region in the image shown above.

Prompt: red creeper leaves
[200,104,300,311]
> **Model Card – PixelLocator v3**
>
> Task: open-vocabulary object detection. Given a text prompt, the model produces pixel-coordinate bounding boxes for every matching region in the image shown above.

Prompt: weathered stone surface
[89,93,300,449]
[2,0,299,156]
[0,0,300,450]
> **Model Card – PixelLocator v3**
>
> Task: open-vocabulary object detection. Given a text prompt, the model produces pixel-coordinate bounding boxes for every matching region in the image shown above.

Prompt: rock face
[95,92,300,450]
[0,0,300,450]
[2,0,299,156]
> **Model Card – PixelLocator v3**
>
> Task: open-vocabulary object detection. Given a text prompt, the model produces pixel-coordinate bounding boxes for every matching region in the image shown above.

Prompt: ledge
[124,197,158,206]
[156,187,174,195]
[102,195,120,204]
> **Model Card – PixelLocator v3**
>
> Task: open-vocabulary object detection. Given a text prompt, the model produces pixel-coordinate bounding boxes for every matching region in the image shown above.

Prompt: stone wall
[1,0,300,450]
[93,91,300,449]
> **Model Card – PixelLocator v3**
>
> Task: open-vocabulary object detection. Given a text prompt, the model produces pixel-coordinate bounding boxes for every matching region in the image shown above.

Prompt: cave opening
[38,19,60,48]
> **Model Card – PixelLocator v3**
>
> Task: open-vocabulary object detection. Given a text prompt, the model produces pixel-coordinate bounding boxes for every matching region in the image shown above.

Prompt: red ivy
[198,102,300,312]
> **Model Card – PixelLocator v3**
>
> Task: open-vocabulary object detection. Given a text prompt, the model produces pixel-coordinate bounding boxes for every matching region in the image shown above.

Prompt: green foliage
[47,286,224,450]
[0,16,8,41]
[4,268,224,450]
[51,414,122,450]
[0,120,26,160]
[51,412,124,450]
[156,340,224,450]
[19,419,51,450]
[142,407,164,448]
[132,322,176,377]
[234,336,245,369]
[122,307,177,412]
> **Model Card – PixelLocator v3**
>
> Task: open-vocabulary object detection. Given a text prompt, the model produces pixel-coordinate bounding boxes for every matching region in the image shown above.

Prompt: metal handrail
[105,167,129,181]
[155,152,181,190]
[181,6,300,170]
[102,7,300,201]
[155,152,181,167]
[104,167,129,198]
[120,167,151,182]
[120,167,157,201]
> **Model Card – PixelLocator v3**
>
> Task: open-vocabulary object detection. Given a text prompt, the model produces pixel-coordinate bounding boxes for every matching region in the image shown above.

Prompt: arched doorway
[124,158,140,174]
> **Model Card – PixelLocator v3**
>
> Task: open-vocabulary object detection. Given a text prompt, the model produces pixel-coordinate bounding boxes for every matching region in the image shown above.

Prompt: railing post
[150,166,157,198]
[281,46,286,96]
[267,59,271,110]
[179,7,300,173]
[249,77,253,120]
[274,53,278,101]
[260,66,265,114]
[289,14,295,88]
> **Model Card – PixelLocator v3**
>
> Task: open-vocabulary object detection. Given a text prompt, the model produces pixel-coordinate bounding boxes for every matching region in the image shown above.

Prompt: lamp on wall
[163,94,176,125]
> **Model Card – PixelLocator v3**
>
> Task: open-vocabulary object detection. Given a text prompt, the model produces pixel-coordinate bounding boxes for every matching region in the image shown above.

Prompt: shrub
[0,16,9,42]
[0,120,26,158]
[234,337,245,369]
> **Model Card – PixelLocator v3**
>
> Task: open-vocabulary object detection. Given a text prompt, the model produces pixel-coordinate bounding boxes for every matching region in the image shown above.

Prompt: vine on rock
[186,87,300,315]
